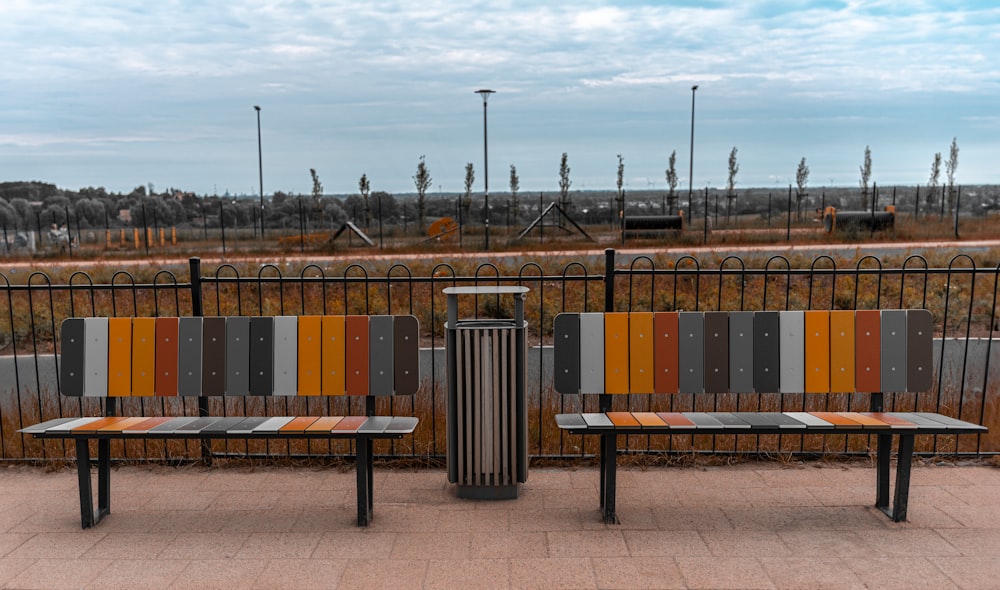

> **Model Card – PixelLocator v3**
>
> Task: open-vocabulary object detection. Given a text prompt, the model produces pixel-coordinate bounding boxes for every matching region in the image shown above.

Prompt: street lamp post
[475,89,495,251]
[254,105,264,238]
[687,85,699,242]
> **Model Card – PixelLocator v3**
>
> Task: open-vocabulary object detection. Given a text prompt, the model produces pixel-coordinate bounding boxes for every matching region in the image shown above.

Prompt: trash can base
[457,484,519,500]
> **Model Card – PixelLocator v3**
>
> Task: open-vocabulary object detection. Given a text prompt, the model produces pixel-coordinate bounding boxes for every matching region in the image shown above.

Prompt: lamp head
[253,105,261,112]
[475,89,496,104]
[691,85,699,91]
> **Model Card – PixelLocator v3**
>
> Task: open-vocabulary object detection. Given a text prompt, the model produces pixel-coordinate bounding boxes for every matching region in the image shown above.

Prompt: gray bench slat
[905,412,987,431]
[384,416,419,434]
[555,414,587,429]
[783,412,835,429]
[358,416,393,434]
[47,417,102,432]
[18,417,80,434]
[252,417,296,434]
[732,412,807,429]
[685,413,726,428]
[710,412,753,428]
[582,413,614,428]
[173,417,226,435]
[199,417,247,435]
[229,416,271,434]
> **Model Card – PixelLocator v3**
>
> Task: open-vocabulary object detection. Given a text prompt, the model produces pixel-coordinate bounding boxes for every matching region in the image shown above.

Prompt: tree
[946,137,959,213]
[928,152,942,212]
[309,168,323,201]
[358,173,371,228]
[558,152,572,219]
[413,155,432,231]
[462,162,475,222]
[616,154,625,224]
[726,147,739,222]
[665,150,678,215]
[795,157,810,219]
[859,145,872,208]
[509,164,520,224]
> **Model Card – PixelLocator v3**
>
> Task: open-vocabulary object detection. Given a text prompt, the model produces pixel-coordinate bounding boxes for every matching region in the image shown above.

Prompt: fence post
[954,185,961,239]
[602,248,616,414]
[189,257,212,464]
[786,185,792,241]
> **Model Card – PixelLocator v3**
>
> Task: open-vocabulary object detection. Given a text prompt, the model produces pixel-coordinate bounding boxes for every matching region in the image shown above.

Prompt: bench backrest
[553,310,932,395]
[59,316,420,398]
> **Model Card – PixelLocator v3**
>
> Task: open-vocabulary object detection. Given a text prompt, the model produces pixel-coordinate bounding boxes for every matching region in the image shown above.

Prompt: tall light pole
[254,105,264,238]
[687,85,698,241]
[475,89,495,251]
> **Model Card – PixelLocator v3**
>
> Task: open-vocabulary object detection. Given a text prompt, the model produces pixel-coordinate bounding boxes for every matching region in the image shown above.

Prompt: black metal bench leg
[598,436,606,512]
[366,439,374,517]
[600,432,618,525]
[75,438,112,529]
[75,439,94,528]
[875,433,891,513]
[97,438,111,524]
[891,434,915,522]
[356,438,372,527]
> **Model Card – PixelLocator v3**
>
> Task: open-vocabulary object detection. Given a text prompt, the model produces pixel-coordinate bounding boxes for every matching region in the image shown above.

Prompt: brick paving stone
[170,558,266,589]
[390,532,471,560]
[424,558,510,590]
[85,558,189,590]
[548,530,629,558]
[929,556,1000,590]
[675,556,775,589]
[591,556,686,590]
[252,558,349,590]
[469,531,548,559]
[337,558,429,590]
[759,556,866,590]
[845,556,960,589]
[8,557,111,589]
[508,557,597,589]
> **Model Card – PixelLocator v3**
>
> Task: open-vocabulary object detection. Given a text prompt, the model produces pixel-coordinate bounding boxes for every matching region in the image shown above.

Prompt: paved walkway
[0,461,997,589]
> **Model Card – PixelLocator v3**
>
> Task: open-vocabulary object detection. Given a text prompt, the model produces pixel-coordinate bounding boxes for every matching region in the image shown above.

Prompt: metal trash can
[444,286,529,499]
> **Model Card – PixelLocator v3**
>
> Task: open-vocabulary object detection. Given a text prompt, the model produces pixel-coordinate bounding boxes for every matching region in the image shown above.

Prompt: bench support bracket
[599,432,619,524]
[356,438,375,526]
[75,438,111,528]
[876,433,914,522]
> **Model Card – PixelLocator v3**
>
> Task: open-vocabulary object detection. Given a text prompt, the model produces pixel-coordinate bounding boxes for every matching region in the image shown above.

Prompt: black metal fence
[2,249,997,463]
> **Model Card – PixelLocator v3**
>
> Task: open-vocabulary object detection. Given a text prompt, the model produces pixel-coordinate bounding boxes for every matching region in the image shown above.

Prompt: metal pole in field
[475,89,495,251]
[254,105,265,239]
[688,85,698,239]
[786,184,792,241]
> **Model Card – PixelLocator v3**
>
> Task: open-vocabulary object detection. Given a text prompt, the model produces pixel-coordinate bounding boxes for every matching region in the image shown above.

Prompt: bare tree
[795,157,810,219]
[558,152,572,221]
[946,137,959,213]
[859,145,872,208]
[726,147,739,222]
[928,152,941,212]
[310,168,323,202]
[413,155,432,232]
[358,173,371,228]
[462,162,475,222]
[509,164,520,224]
[665,150,678,215]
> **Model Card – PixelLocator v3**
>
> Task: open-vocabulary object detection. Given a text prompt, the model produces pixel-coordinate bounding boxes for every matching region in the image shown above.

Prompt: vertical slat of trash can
[855,311,881,392]
[553,314,580,394]
[201,317,226,396]
[830,311,855,393]
[132,318,156,397]
[107,318,132,397]
[272,316,297,396]
[678,312,704,394]
[579,313,604,394]
[297,316,321,396]
[754,312,780,393]
[906,310,933,392]
[729,311,754,393]
[703,312,729,394]
[804,311,830,394]
[60,319,86,397]
[177,317,203,396]
[154,317,178,397]
[225,316,250,396]
[84,318,109,397]
[881,310,907,392]
[654,312,679,394]
[779,311,804,394]
[369,316,394,396]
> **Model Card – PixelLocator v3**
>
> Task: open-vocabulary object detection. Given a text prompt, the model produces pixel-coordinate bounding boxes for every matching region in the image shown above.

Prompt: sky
[1,1,998,198]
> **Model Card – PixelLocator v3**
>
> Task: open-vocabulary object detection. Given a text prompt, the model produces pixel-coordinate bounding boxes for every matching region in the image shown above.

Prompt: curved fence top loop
[627,255,655,312]
[899,255,930,309]
[717,255,747,311]
[807,255,837,311]
[762,255,791,311]
[342,263,370,315]
[386,263,414,316]
[853,255,883,310]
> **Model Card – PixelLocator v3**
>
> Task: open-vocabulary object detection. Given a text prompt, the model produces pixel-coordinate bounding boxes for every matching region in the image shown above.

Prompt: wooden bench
[21,314,420,528]
[552,309,987,524]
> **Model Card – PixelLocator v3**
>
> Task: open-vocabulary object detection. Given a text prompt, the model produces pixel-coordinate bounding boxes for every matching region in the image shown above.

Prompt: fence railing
[2,249,997,463]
